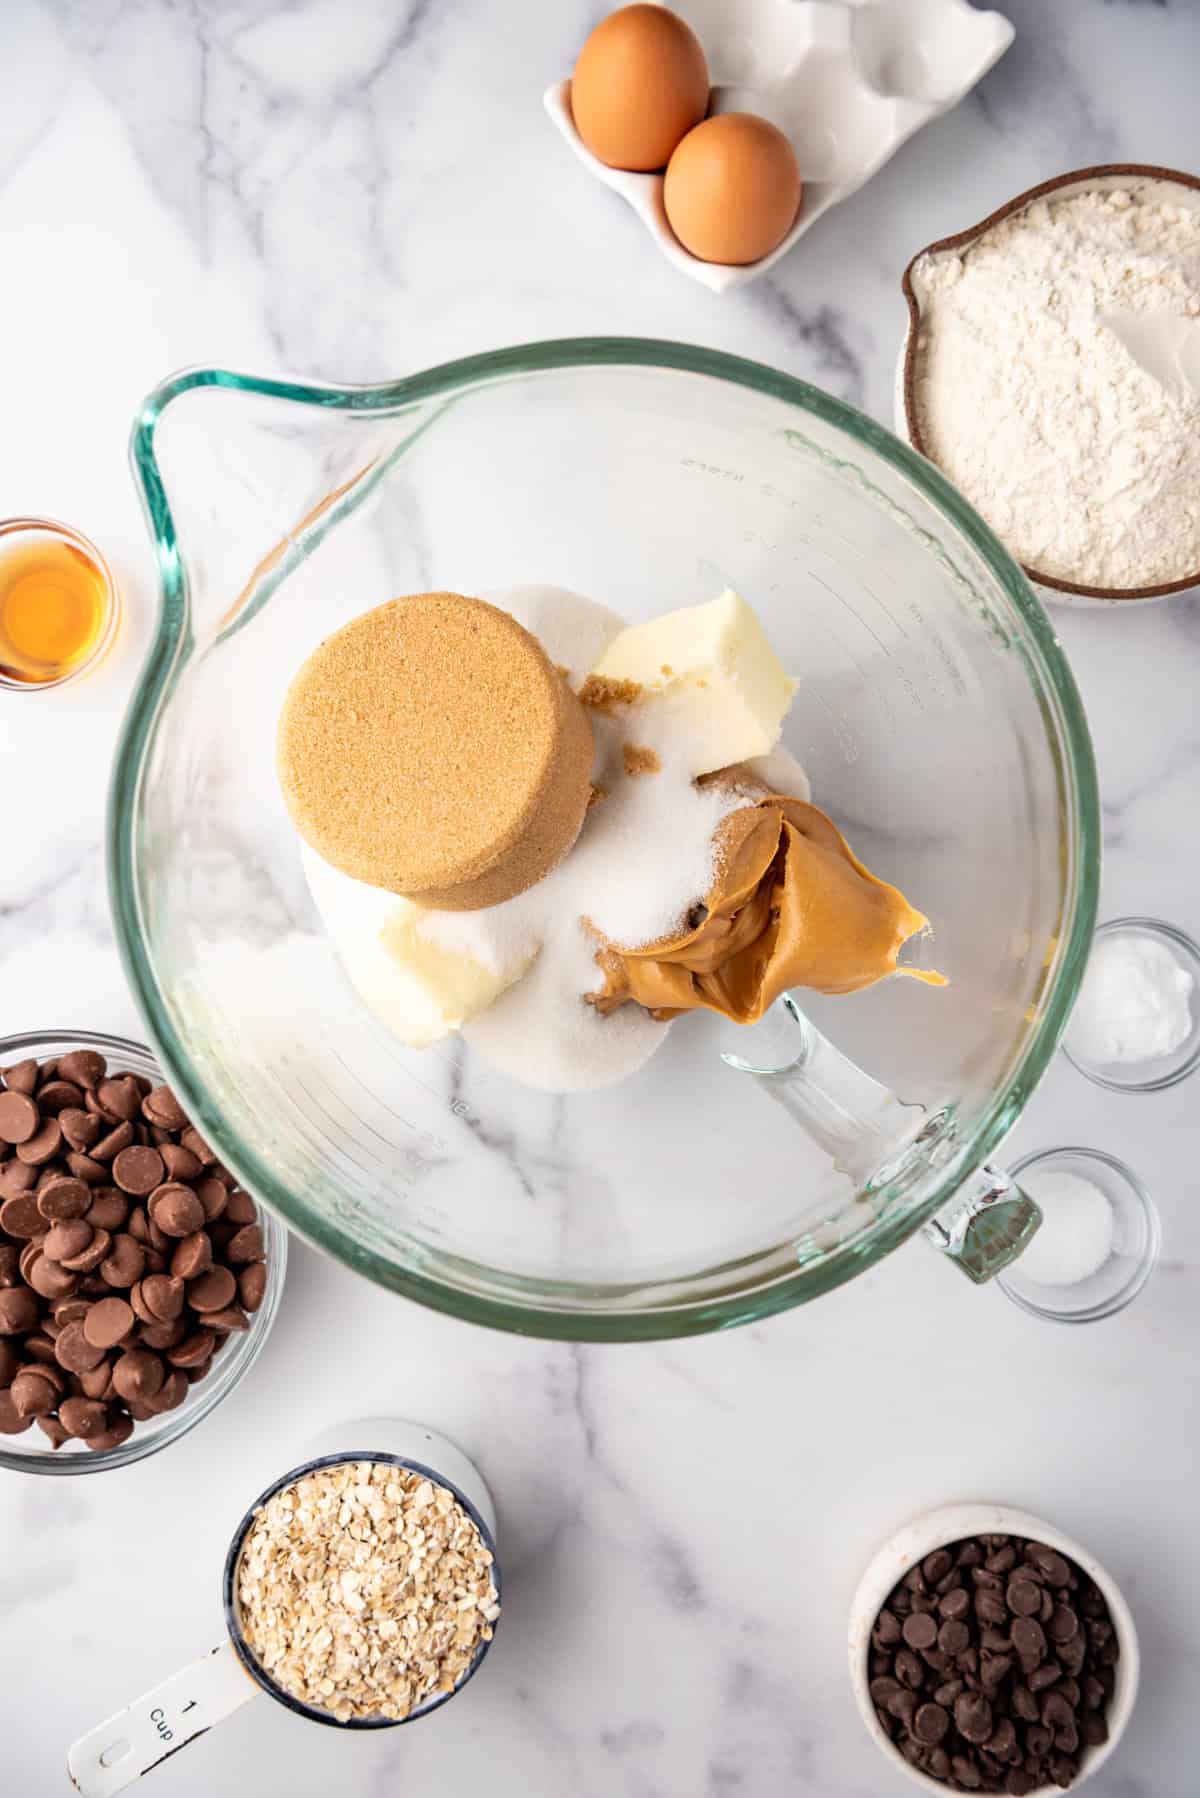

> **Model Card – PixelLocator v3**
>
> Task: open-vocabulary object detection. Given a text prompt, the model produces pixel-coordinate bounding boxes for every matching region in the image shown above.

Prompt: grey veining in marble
[1,2,1199,1794]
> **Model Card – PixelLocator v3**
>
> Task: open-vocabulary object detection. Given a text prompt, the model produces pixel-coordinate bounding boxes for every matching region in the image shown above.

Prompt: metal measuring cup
[67,1419,501,1795]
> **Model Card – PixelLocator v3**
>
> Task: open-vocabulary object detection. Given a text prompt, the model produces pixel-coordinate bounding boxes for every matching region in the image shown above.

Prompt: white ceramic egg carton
[545,0,1013,293]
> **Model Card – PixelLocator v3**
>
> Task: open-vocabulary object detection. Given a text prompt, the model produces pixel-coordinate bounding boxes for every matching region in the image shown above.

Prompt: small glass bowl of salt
[996,1147,1160,1323]
[1063,916,1200,1092]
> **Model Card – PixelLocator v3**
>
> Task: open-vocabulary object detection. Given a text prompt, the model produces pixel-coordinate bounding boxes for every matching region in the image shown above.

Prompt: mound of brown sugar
[278,593,594,909]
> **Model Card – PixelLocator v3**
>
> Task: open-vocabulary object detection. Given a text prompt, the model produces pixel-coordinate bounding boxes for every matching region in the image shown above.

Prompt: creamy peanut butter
[588,778,942,1024]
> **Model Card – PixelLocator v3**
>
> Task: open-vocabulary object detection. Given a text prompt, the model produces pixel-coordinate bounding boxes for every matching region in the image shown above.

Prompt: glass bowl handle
[67,1641,258,1796]
[921,1164,1042,1284]
[723,995,1042,1285]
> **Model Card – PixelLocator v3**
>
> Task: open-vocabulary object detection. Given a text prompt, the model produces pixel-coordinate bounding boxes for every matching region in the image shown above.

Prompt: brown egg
[571,4,709,172]
[664,113,803,265]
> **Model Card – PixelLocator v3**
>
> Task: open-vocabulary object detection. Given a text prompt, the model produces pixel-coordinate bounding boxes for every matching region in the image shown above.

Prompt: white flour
[912,186,1200,587]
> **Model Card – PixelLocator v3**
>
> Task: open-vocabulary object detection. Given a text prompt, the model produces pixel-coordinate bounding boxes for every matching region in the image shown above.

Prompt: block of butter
[302,846,536,1047]
[588,589,797,774]
[348,904,537,1048]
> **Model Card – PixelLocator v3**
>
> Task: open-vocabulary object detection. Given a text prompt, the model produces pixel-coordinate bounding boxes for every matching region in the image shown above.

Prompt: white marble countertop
[2,2,1199,1793]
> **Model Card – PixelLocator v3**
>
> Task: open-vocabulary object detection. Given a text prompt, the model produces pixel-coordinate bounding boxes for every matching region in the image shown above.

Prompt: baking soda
[1066,931,1194,1066]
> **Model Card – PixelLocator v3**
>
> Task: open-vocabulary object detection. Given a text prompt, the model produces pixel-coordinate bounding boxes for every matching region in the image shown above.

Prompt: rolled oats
[236,1459,499,1723]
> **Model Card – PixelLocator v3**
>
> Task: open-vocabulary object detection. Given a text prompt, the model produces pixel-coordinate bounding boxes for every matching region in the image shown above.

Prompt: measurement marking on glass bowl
[809,686,862,764]
[289,1071,390,1182]
[339,1076,451,1164]
[681,455,745,484]
[329,1046,421,1142]
[814,607,880,693]
[757,480,828,527]
[389,1055,481,1134]
[233,1055,332,1161]
[855,576,911,640]
[808,569,895,656]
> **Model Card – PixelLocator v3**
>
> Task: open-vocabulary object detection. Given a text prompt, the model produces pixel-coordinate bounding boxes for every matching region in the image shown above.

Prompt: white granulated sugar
[461,927,668,1092]
[1016,1170,1113,1288]
[745,743,812,803]
[1065,931,1194,1066]
[483,584,625,688]
[913,187,1200,587]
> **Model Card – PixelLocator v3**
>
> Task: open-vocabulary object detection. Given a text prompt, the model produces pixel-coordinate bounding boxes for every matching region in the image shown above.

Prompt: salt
[1065,932,1194,1066]
[1016,1170,1113,1288]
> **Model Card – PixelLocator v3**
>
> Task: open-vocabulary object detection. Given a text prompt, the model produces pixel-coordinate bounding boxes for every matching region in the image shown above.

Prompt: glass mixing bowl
[110,340,1098,1339]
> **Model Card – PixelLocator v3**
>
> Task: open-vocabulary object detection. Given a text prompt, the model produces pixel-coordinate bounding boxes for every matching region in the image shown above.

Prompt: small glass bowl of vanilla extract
[0,517,120,691]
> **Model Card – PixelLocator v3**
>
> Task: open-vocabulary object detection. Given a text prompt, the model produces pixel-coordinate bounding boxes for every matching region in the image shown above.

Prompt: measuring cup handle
[68,1640,259,1797]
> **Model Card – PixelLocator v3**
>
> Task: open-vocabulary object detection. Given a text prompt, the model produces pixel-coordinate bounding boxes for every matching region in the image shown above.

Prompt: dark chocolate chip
[914,1703,949,1745]
[1006,1578,1041,1617]
[1011,1617,1047,1665]
[955,1693,993,1743]
[903,1611,938,1651]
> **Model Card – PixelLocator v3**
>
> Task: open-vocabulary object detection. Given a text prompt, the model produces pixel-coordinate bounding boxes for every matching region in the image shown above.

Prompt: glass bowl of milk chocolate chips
[0,1030,285,1471]
[109,345,1098,1336]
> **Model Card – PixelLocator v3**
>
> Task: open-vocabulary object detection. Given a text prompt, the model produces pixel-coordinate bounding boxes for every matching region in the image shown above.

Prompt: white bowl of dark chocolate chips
[848,1504,1138,1794]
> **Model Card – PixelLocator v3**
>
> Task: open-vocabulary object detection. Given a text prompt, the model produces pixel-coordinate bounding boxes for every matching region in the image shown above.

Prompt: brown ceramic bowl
[899,164,1200,605]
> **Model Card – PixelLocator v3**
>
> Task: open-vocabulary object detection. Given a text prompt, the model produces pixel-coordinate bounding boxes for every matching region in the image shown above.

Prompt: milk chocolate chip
[1,1061,39,1097]
[187,1266,236,1313]
[0,1092,39,1146]
[112,1145,165,1196]
[0,1194,45,1240]
[58,1396,109,1439]
[0,1287,39,1334]
[37,1177,91,1222]
[11,1367,61,1418]
[83,1297,135,1350]
[16,1118,63,1166]
[148,1185,205,1238]
[57,1051,105,1089]
[112,1348,165,1402]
